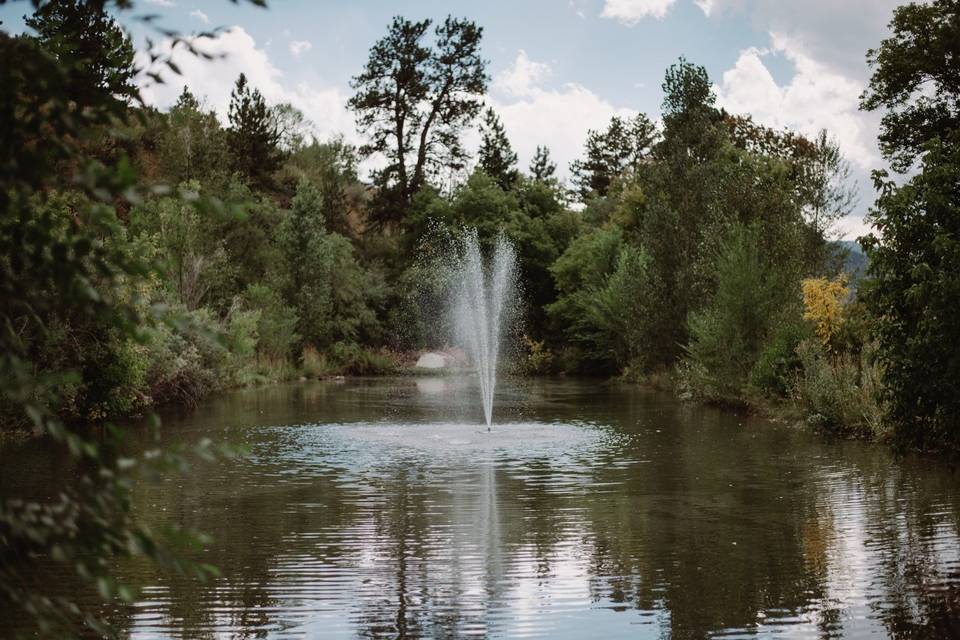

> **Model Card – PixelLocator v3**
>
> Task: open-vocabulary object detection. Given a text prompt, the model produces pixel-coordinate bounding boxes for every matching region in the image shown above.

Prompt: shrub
[301,346,331,378]
[143,321,216,406]
[243,283,299,360]
[793,338,885,437]
[520,335,555,375]
[547,226,650,373]
[328,342,396,376]
[748,315,809,397]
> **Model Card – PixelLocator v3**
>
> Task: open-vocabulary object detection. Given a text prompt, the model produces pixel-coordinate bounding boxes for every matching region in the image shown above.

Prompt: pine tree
[348,16,488,222]
[529,145,557,183]
[227,73,283,188]
[478,107,519,190]
[25,0,136,110]
[570,113,657,200]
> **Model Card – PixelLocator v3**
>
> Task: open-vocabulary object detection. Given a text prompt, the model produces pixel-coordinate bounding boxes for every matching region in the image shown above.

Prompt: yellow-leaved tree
[801,275,849,353]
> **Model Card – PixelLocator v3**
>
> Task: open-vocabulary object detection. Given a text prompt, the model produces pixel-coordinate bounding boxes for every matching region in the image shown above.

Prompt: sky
[1,0,905,238]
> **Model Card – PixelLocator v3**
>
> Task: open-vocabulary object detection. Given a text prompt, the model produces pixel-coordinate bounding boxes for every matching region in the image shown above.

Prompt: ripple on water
[252,420,633,476]
[101,387,960,640]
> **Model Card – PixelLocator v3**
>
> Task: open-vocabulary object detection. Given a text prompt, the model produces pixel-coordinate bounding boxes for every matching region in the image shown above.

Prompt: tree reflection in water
[2,378,958,638]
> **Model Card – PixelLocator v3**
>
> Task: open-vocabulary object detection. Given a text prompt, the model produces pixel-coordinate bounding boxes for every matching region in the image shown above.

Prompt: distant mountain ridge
[831,240,870,282]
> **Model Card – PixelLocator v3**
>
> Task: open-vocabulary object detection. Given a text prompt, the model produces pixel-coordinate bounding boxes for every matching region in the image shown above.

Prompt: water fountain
[451,229,518,430]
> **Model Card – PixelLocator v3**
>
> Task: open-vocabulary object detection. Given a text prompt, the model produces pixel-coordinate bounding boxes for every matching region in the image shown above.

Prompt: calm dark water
[3,377,960,639]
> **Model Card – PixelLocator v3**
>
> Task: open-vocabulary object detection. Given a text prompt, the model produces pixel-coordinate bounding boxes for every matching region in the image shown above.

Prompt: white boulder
[417,351,447,369]
[415,352,448,369]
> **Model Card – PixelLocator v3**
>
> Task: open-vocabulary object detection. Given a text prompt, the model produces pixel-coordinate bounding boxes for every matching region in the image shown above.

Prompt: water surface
[3,377,960,638]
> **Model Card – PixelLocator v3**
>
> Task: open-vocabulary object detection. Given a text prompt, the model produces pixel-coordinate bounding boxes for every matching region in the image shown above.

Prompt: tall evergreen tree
[227,73,283,188]
[25,0,136,110]
[348,16,488,223]
[633,58,726,367]
[478,107,518,190]
[529,145,557,183]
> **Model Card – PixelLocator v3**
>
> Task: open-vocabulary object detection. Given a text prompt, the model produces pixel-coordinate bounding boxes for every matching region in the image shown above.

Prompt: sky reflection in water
[6,377,959,638]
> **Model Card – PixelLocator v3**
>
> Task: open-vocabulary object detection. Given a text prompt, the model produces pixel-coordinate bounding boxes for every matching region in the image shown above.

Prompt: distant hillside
[830,240,870,283]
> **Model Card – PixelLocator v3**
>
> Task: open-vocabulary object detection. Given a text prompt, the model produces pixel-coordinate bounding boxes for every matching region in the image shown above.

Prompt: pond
[3,377,960,638]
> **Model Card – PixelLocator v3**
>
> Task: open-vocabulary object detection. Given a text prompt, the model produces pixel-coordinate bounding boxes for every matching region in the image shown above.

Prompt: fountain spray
[452,230,518,430]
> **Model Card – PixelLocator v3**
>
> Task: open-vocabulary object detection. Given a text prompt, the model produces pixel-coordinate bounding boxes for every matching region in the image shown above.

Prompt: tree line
[1,0,958,634]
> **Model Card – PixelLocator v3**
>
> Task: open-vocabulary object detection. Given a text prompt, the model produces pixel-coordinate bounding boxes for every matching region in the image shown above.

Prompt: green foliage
[25,0,136,111]
[860,0,960,172]
[300,346,331,378]
[859,0,960,451]
[0,4,242,634]
[448,170,520,244]
[243,283,300,360]
[520,335,555,375]
[278,180,384,351]
[130,182,233,310]
[793,339,885,438]
[328,342,396,376]
[860,138,960,449]
[8,7,955,633]
[547,226,650,373]
[142,311,217,406]
[748,317,809,398]
[271,102,312,152]
[158,88,231,188]
[682,226,791,402]
[282,138,362,237]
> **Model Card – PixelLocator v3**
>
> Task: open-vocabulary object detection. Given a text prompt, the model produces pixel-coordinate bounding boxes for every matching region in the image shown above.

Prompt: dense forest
[1,0,958,634]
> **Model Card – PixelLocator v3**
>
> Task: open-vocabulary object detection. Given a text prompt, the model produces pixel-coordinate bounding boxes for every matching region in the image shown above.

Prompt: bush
[328,342,396,376]
[143,320,216,406]
[301,346,331,378]
[243,283,299,360]
[793,338,885,437]
[748,316,809,397]
[520,335,555,375]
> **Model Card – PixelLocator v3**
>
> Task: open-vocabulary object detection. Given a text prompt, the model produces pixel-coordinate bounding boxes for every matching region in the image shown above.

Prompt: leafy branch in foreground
[0,0,258,635]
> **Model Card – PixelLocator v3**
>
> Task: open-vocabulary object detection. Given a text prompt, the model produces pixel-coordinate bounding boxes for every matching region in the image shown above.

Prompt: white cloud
[695,0,900,80]
[489,51,635,179]
[601,0,679,23]
[136,27,355,145]
[835,214,873,240]
[189,9,209,24]
[694,0,716,16]
[289,40,312,57]
[145,0,175,6]
[493,50,551,98]
[568,0,587,19]
[715,32,876,170]
[715,32,885,237]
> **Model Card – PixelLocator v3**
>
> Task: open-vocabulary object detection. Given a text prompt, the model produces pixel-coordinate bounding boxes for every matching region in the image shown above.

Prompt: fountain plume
[452,230,518,429]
